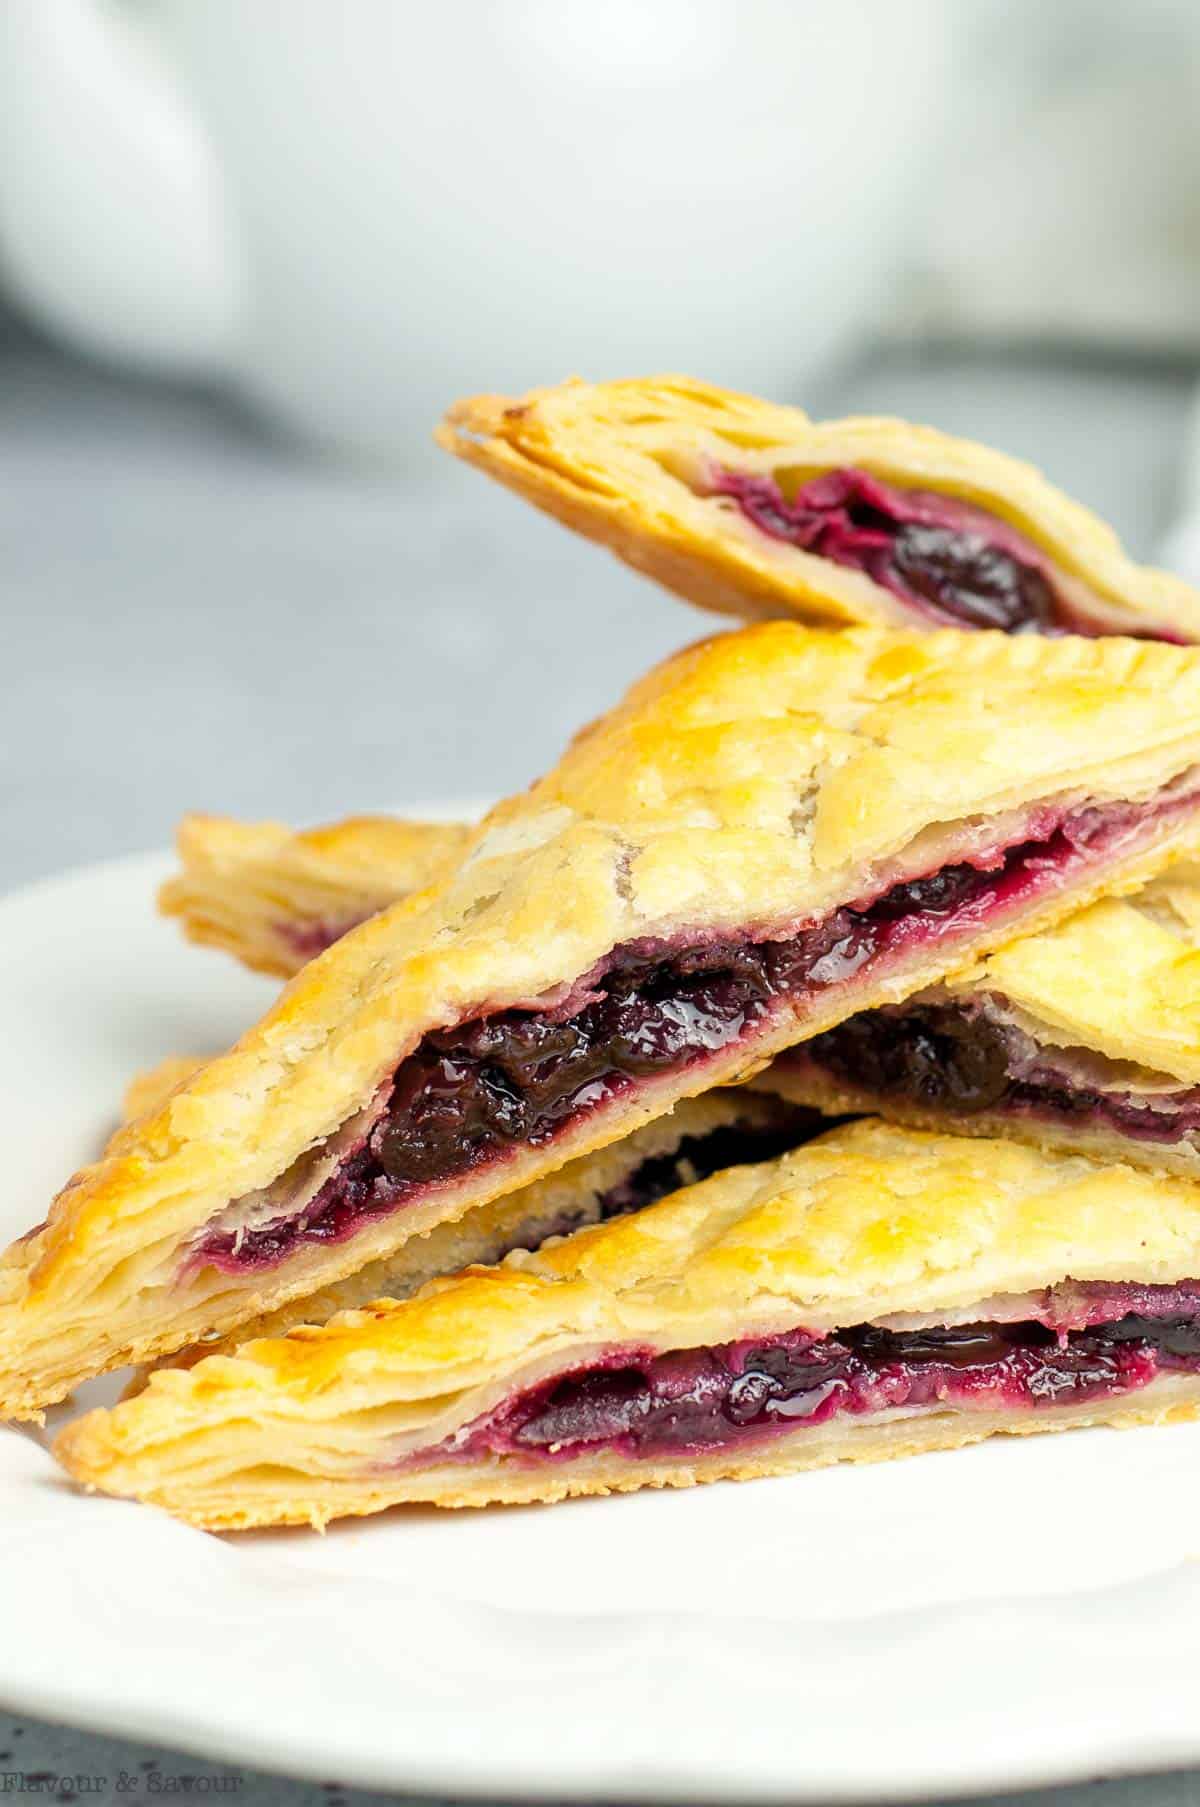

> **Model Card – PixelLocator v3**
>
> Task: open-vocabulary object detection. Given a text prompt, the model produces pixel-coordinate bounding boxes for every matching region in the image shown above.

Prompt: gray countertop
[4,336,1200,1805]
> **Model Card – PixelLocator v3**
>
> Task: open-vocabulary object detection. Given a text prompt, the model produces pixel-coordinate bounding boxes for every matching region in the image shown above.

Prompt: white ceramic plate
[6,843,1200,1801]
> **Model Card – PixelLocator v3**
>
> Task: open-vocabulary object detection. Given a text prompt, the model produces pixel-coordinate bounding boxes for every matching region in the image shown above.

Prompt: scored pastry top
[439,376,1200,639]
[18,622,1200,1302]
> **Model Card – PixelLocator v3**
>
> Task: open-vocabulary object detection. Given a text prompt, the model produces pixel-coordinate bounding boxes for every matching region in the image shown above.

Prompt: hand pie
[159,812,472,979]
[440,377,1200,641]
[124,1091,816,1384]
[758,862,1200,1178]
[56,1118,1200,1529]
[10,622,1200,1417]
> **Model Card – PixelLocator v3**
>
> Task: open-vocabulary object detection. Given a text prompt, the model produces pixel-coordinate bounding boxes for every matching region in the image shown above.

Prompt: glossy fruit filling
[191,784,1197,1275]
[799,1001,1200,1146]
[710,465,1170,637]
[582,1109,825,1225]
[440,1286,1200,1465]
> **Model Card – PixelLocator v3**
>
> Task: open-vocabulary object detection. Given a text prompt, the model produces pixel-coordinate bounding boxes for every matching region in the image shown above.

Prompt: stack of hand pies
[15,376,1200,1530]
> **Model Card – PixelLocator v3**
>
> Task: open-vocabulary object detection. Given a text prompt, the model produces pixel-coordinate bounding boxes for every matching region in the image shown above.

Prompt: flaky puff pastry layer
[439,376,1200,639]
[56,1119,1200,1530]
[124,1091,801,1384]
[757,862,1200,1177]
[159,813,472,979]
[965,863,1200,1082]
[11,623,1200,1417]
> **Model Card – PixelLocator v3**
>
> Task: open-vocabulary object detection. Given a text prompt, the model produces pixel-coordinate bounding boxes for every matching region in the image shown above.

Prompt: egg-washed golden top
[14,622,1200,1300]
[159,811,474,978]
[120,1056,210,1127]
[954,863,1200,1083]
[56,1118,1200,1446]
[439,375,1200,637]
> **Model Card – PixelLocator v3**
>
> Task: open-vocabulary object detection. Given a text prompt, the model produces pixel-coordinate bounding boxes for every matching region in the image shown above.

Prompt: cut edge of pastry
[57,1383,1200,1532]
[158,812,473,978]
[11,626,1200,1418]
[750,862,1200,1177]
[11,808,1198,1422]
[54,1116,1200,1528]
[438,375,1200,639]
[121,1088,815,1392]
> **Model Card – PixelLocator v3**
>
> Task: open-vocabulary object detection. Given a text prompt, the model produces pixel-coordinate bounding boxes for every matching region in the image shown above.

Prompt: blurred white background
[4,1,1200,449]
[0,0,957,448]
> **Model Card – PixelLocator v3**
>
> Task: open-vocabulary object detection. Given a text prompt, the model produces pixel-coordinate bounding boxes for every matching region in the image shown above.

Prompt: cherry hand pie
[440,377,1200,641]
[758,862,1200,1178]
[10,622,1200,1417]
[56,1118,1200,1528]
[160,812,472,979]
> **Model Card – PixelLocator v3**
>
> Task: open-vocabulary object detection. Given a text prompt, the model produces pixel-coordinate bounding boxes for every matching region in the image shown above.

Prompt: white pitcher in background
[0,0,956,458]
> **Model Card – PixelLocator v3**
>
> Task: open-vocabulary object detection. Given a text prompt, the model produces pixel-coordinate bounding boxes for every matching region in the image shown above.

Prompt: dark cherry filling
[444,1295,1200,1465]
[585,1111,825,1223]
[806,1004,1015,1112]
[191,787,1196,1275]
[487,1109,828,1257]
[710,465,1175,639]
[803,1004,1200,1145]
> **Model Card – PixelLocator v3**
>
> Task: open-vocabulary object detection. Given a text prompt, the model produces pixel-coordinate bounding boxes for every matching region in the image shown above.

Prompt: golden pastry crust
[12,622,1200,1418]
[439,376,1200,638]
[159,813,472,978]
[124,1090,798,1382]
[56,1119,1200,1528]
[120,1056,210,1126]
[755,862,1200,1175]
[58,1385,1200,1530]
[963,872,1200,1081]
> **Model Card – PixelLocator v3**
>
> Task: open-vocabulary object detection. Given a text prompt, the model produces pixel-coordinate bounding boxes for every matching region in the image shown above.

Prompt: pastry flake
[55,1119,1200,1528]
[10,622,1200,1417]
[759,863,1200,1177]
[159,813,472,978]
[439,376,1200,640]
